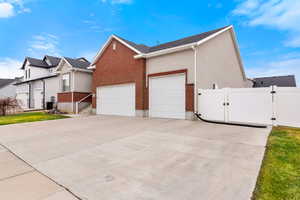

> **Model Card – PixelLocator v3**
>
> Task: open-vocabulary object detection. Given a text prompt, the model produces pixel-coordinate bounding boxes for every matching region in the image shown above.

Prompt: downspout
[72,71,75,113]
[28,83,31,108]
[43,80,46,109]
[192,45,198,115]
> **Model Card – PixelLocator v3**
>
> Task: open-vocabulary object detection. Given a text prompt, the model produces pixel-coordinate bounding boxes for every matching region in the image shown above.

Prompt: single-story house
[0,78,18,98]
[252,75,297,88]
[16,55,92,112]
[89,25,249,120]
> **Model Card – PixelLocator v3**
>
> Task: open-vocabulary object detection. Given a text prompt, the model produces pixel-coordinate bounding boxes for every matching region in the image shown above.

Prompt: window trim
[62,73,71,92]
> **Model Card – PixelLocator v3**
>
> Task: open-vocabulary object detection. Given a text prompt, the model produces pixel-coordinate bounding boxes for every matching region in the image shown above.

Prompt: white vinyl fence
[198,86,300,128]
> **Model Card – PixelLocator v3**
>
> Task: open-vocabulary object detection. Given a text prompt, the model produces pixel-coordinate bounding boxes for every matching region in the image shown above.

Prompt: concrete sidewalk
[0,116,271,200]
[0,145,78,200]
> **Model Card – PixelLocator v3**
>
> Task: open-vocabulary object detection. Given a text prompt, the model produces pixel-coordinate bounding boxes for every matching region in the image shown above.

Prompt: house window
[62,73,70,92]
[28,69,30,79]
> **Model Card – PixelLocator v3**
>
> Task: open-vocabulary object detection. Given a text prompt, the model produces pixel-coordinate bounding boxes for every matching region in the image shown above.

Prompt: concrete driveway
[0,115,271,200]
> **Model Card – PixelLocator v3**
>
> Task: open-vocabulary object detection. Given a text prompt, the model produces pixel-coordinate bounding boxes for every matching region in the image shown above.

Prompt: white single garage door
[149,73,186,119]
[96,83,136,116]
[34,88,43,109]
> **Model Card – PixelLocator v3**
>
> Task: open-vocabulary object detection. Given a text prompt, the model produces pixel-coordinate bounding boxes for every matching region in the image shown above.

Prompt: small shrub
[0,97,20,116]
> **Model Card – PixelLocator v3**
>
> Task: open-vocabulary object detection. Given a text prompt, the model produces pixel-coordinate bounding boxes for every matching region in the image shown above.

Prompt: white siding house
[16,55,92,112]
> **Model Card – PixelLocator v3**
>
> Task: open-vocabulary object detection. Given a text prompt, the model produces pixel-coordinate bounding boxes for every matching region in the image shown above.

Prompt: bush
[0,98,20,116]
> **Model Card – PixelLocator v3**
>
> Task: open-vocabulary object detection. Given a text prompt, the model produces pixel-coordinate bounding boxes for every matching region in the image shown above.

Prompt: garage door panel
[97,84,135,117]
[149,74,186,119]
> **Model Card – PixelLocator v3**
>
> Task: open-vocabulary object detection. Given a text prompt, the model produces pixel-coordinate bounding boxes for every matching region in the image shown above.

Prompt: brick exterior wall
[58,92,71,102]
[58,92,92,103]
[92,38,147,110]
[186,84,194,111]
[91,38,194,113]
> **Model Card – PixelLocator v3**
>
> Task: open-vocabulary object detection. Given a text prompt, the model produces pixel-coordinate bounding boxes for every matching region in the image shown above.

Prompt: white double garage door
[96,73,186,119]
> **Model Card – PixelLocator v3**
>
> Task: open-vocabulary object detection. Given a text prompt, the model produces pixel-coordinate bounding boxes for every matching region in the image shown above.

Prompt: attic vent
[113,42,117,50]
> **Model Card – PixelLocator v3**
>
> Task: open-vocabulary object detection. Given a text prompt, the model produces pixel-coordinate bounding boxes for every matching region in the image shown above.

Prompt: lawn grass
[253,126,300,200]
[0,112,69,126]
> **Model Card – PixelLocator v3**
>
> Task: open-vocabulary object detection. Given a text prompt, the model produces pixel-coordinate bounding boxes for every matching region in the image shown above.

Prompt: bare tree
[0,98,19,116]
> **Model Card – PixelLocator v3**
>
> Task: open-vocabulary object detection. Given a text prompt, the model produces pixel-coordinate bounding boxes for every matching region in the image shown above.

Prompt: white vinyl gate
[198,86,300,128]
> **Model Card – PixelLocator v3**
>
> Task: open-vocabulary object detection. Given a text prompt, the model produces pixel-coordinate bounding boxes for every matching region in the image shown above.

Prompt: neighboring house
[15,55,92,112]
[0,78,18,98]
[56,57,93,113]
[89,25,248,120]
[252,75,297,88]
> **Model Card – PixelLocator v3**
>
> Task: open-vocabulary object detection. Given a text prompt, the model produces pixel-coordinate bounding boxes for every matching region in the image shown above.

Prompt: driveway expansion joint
[0,142,82,200]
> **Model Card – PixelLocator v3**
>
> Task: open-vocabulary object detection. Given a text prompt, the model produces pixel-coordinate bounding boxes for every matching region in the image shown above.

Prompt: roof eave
[71,68,93,73]
[134,25,233,59]
[134,42,198,59]
[88,65,96,69]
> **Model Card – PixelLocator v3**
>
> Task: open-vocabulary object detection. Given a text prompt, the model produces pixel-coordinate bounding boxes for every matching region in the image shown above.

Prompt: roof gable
[64,57,91,69]
[21,56,61,69]
[44,55,61,66]
[56,57,91,71]
[91,35,144,65]
[90,26,232,68]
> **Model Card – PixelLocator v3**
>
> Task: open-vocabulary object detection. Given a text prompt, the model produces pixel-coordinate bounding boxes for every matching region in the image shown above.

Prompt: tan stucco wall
[196,30,246,89]
[74,71,92,92]
[146,30,247,90]
[146,49,194,84]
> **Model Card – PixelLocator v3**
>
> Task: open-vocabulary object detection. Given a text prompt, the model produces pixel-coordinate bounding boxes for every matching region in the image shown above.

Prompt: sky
[0,0,300,86]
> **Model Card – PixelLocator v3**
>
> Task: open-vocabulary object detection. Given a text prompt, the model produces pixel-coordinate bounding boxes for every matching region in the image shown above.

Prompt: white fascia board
[228,26,247,80]
[88,64,96,69]
[62,57,74,70]
[55,58,65,72]
[196,25,232,45]
[134,26,233,59]
[91,35,142,66]
[134,42,198,59]
[72,68,93,73]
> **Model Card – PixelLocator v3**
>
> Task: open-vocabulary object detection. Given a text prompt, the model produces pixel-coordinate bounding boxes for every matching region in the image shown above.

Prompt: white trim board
[89,35,142,68]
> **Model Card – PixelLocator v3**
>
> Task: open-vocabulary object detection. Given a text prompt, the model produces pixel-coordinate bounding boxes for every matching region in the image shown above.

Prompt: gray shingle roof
[253,75,297,87]
[25,57,49,68]
[14,74,58,85]
[116,26,230,54]
[64,57,91,70]
[0,79,15,89]
[116,36,150,53]
[44,55,61,66]
[22,55,90,70]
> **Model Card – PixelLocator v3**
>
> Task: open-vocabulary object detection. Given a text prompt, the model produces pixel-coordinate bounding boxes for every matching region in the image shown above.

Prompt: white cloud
[0,2,14,18]
[0,58,23,78]
[233,0,300,47]
[246,58,300,86]
[0,0,31,18]
[28,33,61,57]
[233,0,260,15]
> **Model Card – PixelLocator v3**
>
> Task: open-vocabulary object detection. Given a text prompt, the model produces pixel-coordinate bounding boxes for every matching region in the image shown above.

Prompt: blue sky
[0,0,299,86]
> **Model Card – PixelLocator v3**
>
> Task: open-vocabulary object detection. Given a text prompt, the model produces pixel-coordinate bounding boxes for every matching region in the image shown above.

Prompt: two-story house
[16,55,92,113]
